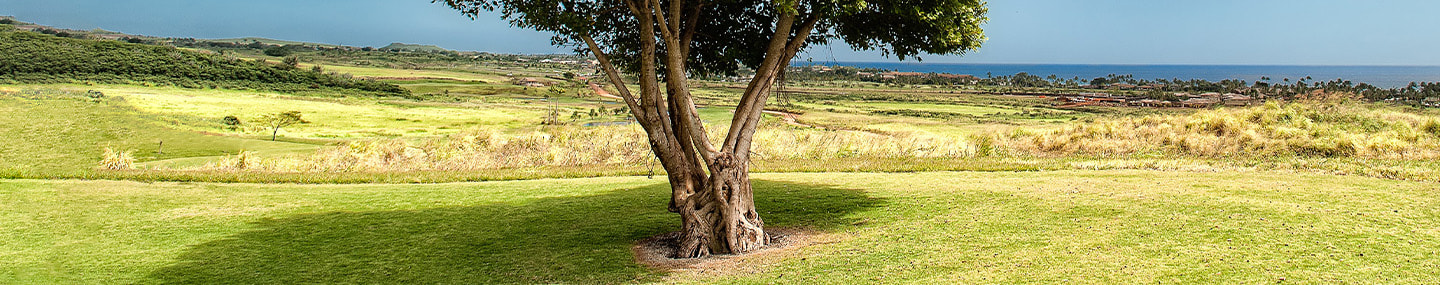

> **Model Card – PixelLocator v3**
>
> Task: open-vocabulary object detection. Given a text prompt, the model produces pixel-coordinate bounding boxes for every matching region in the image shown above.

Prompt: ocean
[819,62,1440,89]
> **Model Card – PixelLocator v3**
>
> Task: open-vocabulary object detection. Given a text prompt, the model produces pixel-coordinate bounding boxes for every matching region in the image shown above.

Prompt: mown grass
[0,89,315,175]
[3,170,1437,283]
[50,84,545,138]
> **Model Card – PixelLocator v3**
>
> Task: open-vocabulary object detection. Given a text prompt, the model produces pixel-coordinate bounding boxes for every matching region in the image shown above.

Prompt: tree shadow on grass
[146,180,882,284]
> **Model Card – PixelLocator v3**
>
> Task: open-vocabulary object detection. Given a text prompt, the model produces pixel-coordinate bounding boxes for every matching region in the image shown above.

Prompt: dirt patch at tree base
[632,227,833,275]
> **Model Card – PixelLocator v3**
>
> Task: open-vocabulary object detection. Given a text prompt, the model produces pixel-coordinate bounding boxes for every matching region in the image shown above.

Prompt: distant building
[881,71,926,77]
[1108,83,1137,90]
[1129,99,1164,107]
[1222,93,1253,106]
[516,77,547,87]
[1182,98,1220,108]
[936,74,979,81]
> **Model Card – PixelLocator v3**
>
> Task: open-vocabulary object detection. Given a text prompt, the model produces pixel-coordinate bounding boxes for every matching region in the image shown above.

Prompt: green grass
[0,90,315,175]
[19,84,544,138]
[3,170,1438,283]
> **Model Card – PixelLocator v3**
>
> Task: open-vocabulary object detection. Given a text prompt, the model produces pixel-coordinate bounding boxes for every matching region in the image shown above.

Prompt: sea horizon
[802,61,1440,89]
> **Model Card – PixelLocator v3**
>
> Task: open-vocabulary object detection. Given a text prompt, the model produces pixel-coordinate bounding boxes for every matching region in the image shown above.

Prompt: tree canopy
[437,0,987,76]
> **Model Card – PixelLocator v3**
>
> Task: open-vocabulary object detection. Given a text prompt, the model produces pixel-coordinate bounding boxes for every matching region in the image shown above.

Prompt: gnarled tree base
[634,227,813,271]
[670,155,767,259]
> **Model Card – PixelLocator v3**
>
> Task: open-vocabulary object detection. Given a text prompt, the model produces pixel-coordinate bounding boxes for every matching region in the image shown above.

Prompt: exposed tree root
[633,227,823,273]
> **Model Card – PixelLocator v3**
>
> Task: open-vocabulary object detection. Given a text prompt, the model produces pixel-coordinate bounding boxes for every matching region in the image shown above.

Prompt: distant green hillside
[0,25,407,96]
[381,43,449,53]
[205,37,349,49]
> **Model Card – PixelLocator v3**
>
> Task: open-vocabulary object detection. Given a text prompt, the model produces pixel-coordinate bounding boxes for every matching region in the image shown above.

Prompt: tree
[264,46,292,57]
[255,111,308,141]
[437,0,986,258]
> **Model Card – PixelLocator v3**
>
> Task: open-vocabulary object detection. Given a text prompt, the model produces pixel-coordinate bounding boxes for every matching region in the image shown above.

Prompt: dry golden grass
[992,100,1440,160]
[176,124,975,173]
[97,147,136,170]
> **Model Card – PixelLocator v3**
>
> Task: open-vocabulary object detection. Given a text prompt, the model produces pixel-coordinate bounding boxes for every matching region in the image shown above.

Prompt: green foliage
[438,0,987,75]
[0,28,408,95]
[221,115,242,129]
[256,111,309,141]
[263,46,292,57]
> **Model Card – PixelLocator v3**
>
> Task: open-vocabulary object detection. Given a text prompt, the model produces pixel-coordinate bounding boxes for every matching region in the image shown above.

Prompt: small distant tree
[255,111,308,141]
[0,19,15,25]
[548,86,568,98]
[311,65,323,73]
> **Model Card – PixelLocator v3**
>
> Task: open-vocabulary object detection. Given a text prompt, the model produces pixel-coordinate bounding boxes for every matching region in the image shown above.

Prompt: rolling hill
[0,24,407,96]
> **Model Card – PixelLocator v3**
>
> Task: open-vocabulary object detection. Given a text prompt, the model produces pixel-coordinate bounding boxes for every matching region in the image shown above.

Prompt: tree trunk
[271,128,278,141]
[671,154,765,258]
[578,0,819,259]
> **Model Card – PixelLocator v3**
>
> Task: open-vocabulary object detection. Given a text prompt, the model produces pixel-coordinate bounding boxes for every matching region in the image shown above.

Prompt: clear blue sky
[3,0,1438,66]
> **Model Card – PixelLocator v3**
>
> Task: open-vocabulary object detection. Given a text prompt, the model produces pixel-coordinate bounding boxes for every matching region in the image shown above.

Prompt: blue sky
[3,0,1438,65]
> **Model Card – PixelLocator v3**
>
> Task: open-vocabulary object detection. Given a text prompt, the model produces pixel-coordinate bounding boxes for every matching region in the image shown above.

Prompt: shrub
[263,46,291,57]
[221,115,242,129]
[1424,120,1440,136]
[283,55,300,67]
[98,148,135,170]
[84,90,105,101]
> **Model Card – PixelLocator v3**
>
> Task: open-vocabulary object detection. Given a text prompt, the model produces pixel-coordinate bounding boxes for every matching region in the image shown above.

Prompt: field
[5,28,1440,283]
[5,171,1438,283]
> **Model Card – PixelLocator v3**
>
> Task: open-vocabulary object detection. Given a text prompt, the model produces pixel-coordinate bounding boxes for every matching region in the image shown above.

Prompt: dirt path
[590,83,625,101]
[762,109,816,128]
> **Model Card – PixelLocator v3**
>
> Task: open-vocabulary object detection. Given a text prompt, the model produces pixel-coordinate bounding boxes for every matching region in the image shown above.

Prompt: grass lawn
[7,84,548,139]
[3,170,1437,283]
[0,92,316,175]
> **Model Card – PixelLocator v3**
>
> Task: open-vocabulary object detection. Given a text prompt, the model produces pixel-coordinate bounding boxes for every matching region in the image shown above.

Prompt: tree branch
[722,10,798,153]
[731,13,820,160]
[649,0,677,44]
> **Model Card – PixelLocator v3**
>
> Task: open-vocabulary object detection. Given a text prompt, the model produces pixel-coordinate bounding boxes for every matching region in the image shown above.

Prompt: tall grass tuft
[994,100,1440,160]
[98,147,135,170]
[175,125,975,173]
